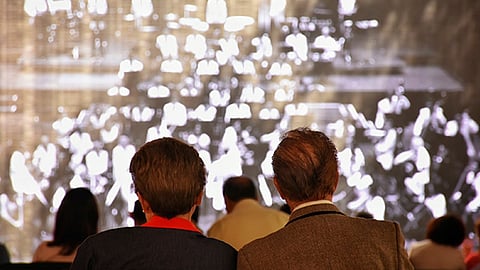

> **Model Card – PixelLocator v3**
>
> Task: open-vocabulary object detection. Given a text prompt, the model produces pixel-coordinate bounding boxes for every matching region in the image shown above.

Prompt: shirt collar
[292,200,333,213]
[142,215,201,233]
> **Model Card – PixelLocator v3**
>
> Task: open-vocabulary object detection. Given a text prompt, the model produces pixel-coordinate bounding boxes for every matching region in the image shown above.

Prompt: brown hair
[129,137,206,219]
[272,127,339,202]
[223,176,257,202]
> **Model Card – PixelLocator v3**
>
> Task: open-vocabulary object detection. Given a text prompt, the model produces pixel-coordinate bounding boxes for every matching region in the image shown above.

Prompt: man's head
[426,214,465,247]
[272,128,339,206]
[129,137,206,219]
[223,176,257,213]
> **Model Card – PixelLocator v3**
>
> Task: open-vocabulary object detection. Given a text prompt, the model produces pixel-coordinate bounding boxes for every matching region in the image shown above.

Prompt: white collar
[292,200,333,213]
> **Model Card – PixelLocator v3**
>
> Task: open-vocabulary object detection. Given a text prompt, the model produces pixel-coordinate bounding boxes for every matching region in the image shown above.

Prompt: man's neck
[288,195,333,212]
[145,209,194,222]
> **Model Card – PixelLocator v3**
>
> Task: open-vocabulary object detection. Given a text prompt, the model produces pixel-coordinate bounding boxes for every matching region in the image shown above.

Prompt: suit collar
[288,203,344,225]
[292,199,333,212]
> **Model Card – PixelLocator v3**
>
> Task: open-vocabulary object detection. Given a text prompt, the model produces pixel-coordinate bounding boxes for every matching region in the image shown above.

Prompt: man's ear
[137,192,151,213]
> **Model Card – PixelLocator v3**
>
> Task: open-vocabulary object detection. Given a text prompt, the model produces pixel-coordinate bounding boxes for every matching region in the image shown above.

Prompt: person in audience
[409,214,466,270]
[33,188,99,263]
[356,211,374,219]
[465,219,480,270]
[70,137,237,270]
[0,242,10,265]
[237,127,413,269]
[207,176,289,250]
[129,200,147,226]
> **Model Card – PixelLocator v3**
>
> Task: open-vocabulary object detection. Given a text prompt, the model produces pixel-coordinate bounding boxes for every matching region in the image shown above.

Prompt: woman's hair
[272,127,339,202]
[48,188,99,255]
[426,214,465,247]
[130,137,206,219]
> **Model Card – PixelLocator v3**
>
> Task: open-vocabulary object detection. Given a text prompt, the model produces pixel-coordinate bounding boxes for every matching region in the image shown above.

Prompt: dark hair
[129,137,206,219]
[272,127,339,202]
[426,214,465,247]
[223,176,257,202]
[48,188,98,255]
[356,211,374,219]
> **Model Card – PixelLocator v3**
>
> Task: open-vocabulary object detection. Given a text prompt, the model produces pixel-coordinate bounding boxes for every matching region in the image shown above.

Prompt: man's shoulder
[240,216,400,248]
[212,204,288,226]
[353,216,401,231]
[89,226,234,248]
[262,206,289,218]
[82,227,143,246]
[238,224,286,251]
[239,200,289,218]
[73,228,237,269]
[81,226,237,261]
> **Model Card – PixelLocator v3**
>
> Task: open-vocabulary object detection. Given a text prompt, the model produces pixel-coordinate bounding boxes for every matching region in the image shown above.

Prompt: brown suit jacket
[238,203,414,270]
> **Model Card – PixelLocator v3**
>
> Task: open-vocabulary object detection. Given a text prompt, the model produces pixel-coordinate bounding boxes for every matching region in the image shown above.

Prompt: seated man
[237,127,413,269]
[208,176,289,250]
[70,137,237,270]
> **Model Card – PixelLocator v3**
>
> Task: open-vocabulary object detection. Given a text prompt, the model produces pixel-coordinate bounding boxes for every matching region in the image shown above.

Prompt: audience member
[32,188,98,263]
[0,242,10,265]
[409,214,466,270]
[237,127,413,269]
[356,211,374,219]
[70,137,237,270]
[129,200,147,226]
[207,176,289,250]
[465,219,480,270]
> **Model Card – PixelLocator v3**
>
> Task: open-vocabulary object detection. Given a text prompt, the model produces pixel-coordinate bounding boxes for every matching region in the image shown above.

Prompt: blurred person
[0,242,10,265]
[207,176,289,250]
[70,137,237,270]
[33,188,99,263]
[409,214,466,270]
[355,211,374,219]
[465,219,480,270]
[237,127,413,270]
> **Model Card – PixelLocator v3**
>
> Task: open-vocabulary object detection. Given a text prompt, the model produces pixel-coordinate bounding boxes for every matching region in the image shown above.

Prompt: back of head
[223,176,257,203]
[426,214,465,247]
[356,211,374,219]
[52,188,98,255]
[272,127,339,202]
[129,137,206,219]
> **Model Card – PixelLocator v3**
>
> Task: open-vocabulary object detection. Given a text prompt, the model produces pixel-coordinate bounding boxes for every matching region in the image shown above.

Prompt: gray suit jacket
[238,203,413,270]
